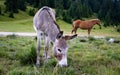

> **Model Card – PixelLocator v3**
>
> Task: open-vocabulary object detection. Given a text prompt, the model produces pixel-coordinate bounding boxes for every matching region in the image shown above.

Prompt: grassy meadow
[0,1,120,74]
[0,35,120,75]
[0,13,120,75]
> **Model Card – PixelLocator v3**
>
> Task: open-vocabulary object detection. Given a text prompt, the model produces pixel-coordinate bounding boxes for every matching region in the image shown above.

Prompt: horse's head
[53,31,77,67]
[96,19,101,29]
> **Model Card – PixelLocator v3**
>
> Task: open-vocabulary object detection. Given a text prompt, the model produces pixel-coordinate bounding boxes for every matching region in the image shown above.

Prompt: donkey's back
[33,6,59,42]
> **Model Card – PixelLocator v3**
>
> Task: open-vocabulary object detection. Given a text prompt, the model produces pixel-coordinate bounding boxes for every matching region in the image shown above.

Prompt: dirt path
[0,32,105,38]
[0,32,36,37]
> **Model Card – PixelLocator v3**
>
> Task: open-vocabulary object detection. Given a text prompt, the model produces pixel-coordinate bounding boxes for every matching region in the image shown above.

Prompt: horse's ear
[64,34,77,40]
[56,31,63,39]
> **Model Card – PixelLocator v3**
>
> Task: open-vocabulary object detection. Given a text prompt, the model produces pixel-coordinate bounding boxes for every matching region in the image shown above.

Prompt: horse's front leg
[88,29,91,37]
[36,32,41,67]
[71,28,77,34]
[71,28,75,34]
[44,36,50,60]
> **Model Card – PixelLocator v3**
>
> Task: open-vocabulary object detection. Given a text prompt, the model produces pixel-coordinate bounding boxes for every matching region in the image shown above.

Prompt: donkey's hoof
[47,55,51,59]
[36,63,40,68]
[43,55,51,59]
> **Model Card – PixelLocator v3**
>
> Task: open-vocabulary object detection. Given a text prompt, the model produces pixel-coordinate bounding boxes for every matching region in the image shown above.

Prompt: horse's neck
[91,20,97,25]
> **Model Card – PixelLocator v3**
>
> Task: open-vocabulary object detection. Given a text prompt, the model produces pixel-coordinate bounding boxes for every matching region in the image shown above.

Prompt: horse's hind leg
[71,28,77,34]
[74,28,77,34]
[71,29,75,34]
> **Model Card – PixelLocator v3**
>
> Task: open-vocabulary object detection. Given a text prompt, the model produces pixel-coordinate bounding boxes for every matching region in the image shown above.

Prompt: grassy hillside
[0,9,120,37]
[0,0,120,37]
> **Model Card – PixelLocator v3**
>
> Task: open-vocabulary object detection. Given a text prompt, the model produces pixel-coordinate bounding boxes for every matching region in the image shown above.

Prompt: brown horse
[71,19,101,36]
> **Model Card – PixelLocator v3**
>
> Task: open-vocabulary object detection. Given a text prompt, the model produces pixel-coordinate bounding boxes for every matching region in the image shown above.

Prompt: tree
[39,0,49,8]
[82,1,92,18]
[63,11,72,23]
[0,7,2,15]
[4,0,18,13]
[98,0,120,26]
[63,0,72,9]
[18,0,26,11]
[55,0,64,19]
[68,0,82,19]
[4,0,27,12]
[88,0,100,13]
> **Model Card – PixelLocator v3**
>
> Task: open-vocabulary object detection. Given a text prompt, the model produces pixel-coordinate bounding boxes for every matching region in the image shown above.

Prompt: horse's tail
[72,21,75,28]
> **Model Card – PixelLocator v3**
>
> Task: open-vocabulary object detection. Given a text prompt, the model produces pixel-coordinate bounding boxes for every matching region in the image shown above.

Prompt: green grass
[0,36,120,75]
[0,1,120,74]
[0,17,120,37]
[0,10,34,32]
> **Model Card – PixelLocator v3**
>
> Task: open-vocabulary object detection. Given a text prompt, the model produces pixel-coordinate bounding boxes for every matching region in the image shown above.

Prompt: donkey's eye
[58,49,61,52]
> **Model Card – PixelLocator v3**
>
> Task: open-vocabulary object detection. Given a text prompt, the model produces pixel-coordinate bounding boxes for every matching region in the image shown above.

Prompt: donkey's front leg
[36,33,41,67]
[44,36,50,60]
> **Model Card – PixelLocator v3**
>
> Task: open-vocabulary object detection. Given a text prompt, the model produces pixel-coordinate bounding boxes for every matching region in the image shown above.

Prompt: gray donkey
[33,6,77,67]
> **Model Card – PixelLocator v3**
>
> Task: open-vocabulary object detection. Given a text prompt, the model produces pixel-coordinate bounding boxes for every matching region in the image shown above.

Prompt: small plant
[88,36,96,41]
[7,34,17,39]
[80,38,87,42]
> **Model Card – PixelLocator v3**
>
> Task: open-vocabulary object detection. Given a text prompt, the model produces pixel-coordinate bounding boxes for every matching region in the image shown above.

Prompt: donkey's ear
[56,31,63,39]
[64,34,77,40]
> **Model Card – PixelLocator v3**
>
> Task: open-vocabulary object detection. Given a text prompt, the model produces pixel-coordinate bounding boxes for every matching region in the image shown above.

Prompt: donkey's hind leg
[44,36,50,60]
[36,31,42,67]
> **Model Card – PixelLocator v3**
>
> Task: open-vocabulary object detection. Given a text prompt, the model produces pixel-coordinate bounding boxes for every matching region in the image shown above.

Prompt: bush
[6,34,17,39]
[63,12,72,23]
[0,7,2,15]
[28,8,35,16]
[88,36,96,41]
[116,25,120,33]
[9,12,14,18]
[19,46,36,65]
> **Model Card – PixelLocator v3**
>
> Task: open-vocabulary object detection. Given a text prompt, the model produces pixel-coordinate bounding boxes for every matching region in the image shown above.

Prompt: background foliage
[0,0,119,27]
[0,0,120,32]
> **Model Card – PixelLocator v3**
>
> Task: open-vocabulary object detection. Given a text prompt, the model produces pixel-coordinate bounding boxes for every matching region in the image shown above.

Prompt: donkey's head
[53,31,77,67]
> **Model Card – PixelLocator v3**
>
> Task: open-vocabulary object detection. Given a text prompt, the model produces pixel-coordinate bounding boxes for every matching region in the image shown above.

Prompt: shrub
[0,7,2,15]
[9,12,14,18]
[88,36,96,41]
[28,8,35,16]
[19,45,36,65]
[116,25,120,33]
[6,34,17,39]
